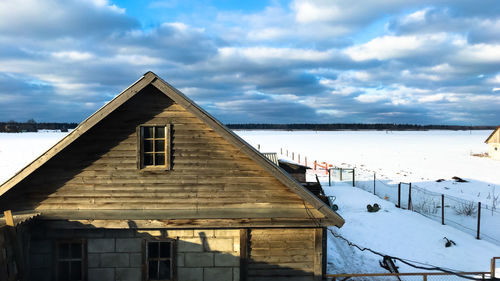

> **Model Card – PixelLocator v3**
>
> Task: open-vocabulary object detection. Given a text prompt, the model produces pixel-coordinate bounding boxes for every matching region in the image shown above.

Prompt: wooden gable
[485,127,500,144]
[0,72,343,228]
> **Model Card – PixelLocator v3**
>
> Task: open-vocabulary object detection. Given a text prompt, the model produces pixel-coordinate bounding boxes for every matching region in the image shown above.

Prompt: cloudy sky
[1,0,499,125]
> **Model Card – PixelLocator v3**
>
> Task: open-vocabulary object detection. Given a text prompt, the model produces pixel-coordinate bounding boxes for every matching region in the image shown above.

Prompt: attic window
[139,125,171,169]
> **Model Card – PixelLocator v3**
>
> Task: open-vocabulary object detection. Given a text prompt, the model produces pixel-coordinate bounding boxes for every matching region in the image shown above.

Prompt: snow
[0,132,69,184]
[235,130,500,274]
[1,130,499,274]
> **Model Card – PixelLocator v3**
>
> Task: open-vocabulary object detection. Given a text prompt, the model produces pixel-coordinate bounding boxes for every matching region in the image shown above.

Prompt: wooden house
[0,72,344,281]
[485,126,500,160]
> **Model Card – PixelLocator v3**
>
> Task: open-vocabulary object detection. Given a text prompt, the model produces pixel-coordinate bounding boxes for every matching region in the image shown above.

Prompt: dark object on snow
[452,176,468,183]
[443,237,456,247]
[380,256,401,280]
[436,179,445,182]
[367,203,380,213]
[278,159,310,183]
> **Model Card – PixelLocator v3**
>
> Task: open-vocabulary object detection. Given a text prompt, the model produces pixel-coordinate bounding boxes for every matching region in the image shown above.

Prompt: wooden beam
[240,229,249,281]
[39,219,328,229]
[313,228,323,281]
[3,210,14,226]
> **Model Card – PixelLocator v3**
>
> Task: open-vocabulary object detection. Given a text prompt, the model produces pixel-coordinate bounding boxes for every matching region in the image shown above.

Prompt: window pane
[148,260,159,280]
[144,154,154,166]
[70,243,81,258]
[148,242,159,258]
[144,140,154,152]
[155,127,165,138]
[58,261,70,280]
[155,140,165,152]
[159,260,171,280]
[70,261,82,281]
[155,153,165,166]
[143,127,153,138]
[59,243,69,259]
[159,242,171,258]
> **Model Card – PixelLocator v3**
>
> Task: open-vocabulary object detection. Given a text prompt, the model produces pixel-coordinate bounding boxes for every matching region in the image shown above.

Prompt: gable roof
[0,71,344,227]
[485,126,500,143]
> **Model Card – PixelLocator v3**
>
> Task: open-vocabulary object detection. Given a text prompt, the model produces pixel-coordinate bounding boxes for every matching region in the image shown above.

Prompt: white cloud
[51,51,94,61]
[344,33,450,61]
[218,47,333,63]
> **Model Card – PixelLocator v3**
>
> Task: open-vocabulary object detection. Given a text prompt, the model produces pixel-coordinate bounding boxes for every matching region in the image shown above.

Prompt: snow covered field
[236,130,500,275]
[1,130,499,275]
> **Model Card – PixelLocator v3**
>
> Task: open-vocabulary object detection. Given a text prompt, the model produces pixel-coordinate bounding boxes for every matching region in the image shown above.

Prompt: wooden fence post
[397,183,401,208]
[340,168,343,181]
[477,202,481,240]
[373,172,376,195]
[408,183,412,211]
[292,152,294,160]
[441,194,445,225]
[305,157,307,167]
[298,154,300,164]
[314,160,317,170]
[352,168,355,187]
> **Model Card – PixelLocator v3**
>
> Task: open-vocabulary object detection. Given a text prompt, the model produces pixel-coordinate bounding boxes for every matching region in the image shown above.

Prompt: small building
[485,126,500,160]
[0,72,344,281]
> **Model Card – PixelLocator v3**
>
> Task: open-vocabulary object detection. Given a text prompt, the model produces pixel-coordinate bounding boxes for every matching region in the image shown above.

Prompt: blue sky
[0,0,499,125]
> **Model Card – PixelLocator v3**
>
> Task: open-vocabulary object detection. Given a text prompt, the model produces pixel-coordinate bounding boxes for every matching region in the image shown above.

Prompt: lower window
[55,240,86,281]
[147,240,174,280]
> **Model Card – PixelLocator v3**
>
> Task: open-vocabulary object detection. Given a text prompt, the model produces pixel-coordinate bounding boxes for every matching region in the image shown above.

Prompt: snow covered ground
[1,130,499,275]
[236,130,500,275]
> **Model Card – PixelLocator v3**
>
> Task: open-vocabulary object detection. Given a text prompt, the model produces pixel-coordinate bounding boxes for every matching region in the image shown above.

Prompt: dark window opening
[56,241,85,281]
[147,241,173,280]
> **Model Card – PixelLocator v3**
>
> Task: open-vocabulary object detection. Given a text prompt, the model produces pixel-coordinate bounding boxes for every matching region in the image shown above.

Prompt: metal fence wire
[332,168,500,246]
[326,272,492,281]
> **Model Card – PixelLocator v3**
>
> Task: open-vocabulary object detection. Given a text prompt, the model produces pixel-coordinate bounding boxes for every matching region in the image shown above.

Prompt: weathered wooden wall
[0,85,323,223]
[0,226,20,281]
[246,228,323,281]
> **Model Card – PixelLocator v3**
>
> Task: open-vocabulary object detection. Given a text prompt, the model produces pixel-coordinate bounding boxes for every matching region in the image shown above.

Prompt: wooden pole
[397,183,401,208]
[340,168,343,181]
[298,154,300,164]
[373,172,376,195]
[305,157,307,167]
[352,168,355,187]
[477,202,481,240]
[280,148,282,155]
[292,152,294,160]
[4,210,14,226]
[408,183,412,211]
[314,160,317,170]
[441,194,445,225]
[329,169,331,186]
[491,257,496,278]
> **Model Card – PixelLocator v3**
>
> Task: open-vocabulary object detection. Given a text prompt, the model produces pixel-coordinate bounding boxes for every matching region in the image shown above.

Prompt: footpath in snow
[322,178,500,275]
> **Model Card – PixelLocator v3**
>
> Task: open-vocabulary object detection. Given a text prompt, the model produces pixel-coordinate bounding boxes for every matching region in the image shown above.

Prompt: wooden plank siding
[0,85,324,223]
[247,228,323,281]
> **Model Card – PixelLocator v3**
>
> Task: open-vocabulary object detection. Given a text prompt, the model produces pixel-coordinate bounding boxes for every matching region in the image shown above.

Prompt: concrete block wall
[138,229,240,281]
[28,226,240,281]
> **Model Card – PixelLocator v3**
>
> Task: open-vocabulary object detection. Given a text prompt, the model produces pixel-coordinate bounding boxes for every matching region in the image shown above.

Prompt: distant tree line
[0,119,78,132]
[225,123,497,131]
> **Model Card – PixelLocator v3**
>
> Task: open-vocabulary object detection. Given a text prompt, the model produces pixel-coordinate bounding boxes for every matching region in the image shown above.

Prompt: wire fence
[326,272,492,281]
[329,168,500,246]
